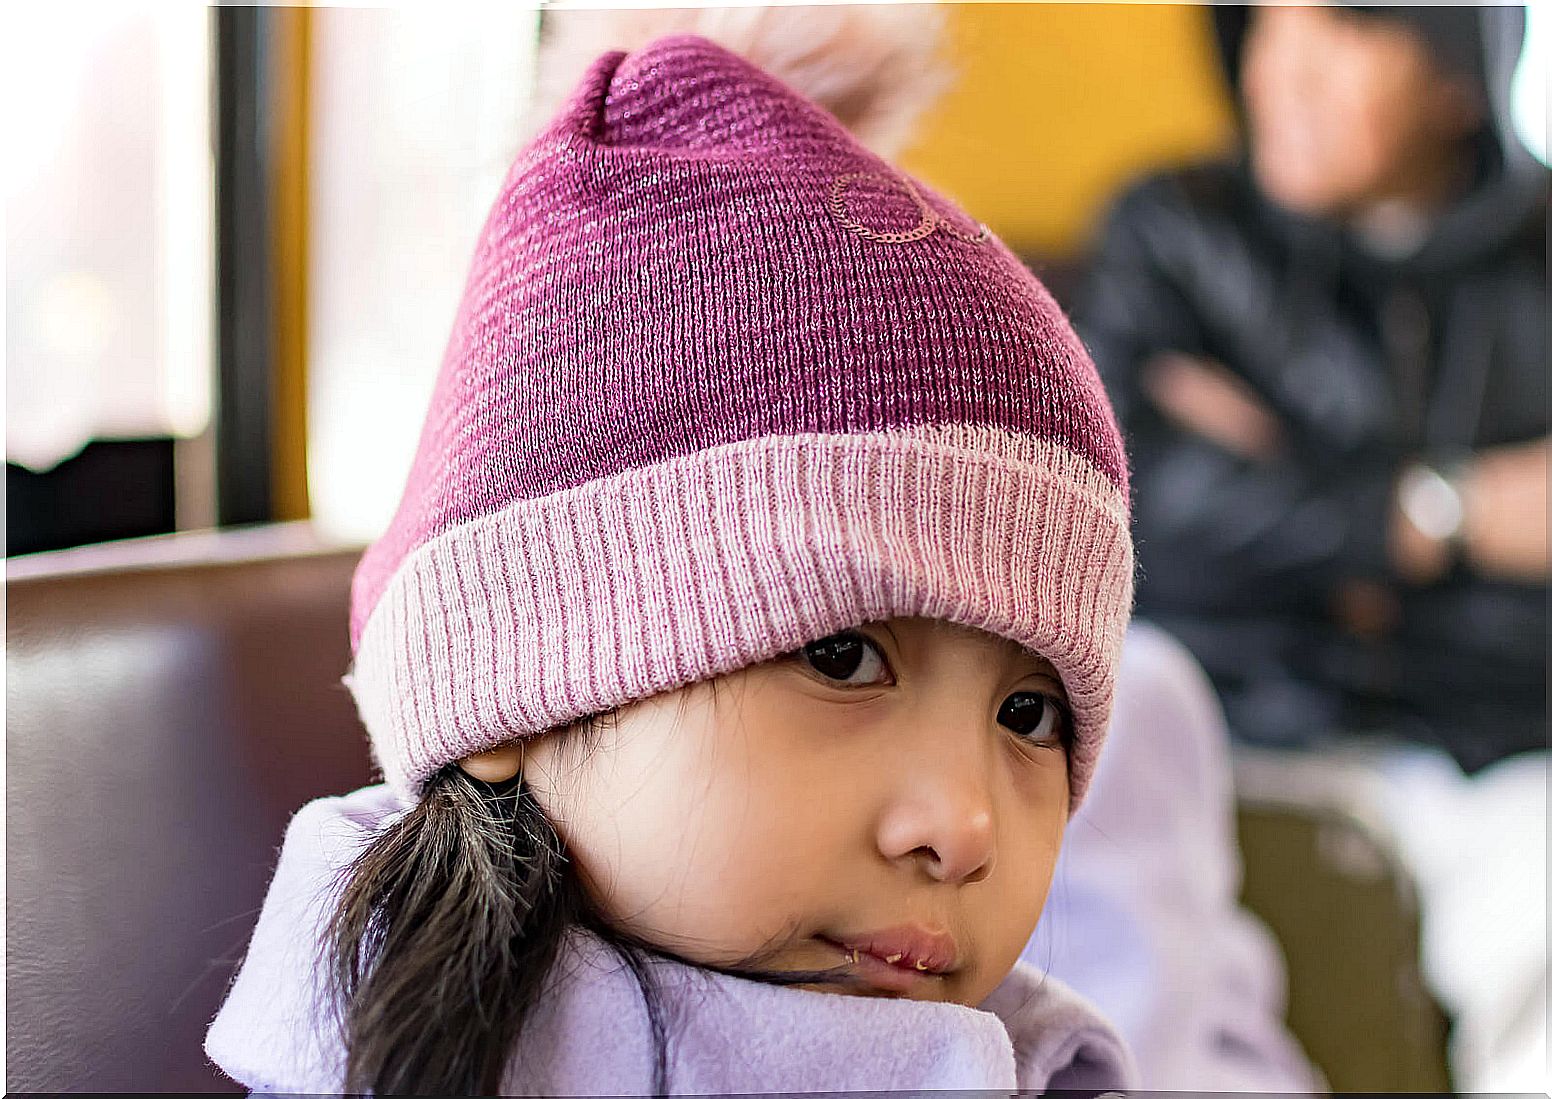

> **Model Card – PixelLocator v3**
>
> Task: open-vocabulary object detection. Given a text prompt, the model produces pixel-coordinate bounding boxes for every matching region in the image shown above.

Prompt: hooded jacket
[204,784,1136,1095]
[1077,6,1547,770]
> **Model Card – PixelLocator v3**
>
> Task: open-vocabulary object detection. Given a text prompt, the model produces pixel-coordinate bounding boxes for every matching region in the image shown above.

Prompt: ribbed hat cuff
[346,426,1133,807]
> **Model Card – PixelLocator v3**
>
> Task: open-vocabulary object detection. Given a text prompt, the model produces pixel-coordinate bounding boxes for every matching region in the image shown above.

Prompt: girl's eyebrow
[1026,652,1060,674]
[1013,651,1065,688]
[874,619,903,654]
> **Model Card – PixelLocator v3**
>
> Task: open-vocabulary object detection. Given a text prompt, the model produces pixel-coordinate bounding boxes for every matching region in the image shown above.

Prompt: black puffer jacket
[1078,6,1547,770]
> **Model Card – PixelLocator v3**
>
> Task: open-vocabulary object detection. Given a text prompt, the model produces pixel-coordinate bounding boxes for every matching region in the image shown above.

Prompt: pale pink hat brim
[347,425,1133,806]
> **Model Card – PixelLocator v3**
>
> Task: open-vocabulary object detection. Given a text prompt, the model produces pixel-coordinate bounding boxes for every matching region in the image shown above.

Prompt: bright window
[305,7,539,542]
[5,5,212,472]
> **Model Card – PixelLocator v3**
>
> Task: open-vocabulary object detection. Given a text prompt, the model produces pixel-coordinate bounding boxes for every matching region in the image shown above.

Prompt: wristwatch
[1397,460,1467,548]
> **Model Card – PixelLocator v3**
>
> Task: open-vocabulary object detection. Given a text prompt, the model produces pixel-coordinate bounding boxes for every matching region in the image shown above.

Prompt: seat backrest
[1234,751,1452,1091]
[6,525,374,1092]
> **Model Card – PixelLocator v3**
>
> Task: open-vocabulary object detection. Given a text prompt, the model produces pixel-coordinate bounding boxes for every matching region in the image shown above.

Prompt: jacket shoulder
[1095,162,1266,289]
[1106,161,1249,231]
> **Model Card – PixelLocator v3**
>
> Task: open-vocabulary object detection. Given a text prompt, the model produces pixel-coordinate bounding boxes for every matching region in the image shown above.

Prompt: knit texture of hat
[347,35,1133,806]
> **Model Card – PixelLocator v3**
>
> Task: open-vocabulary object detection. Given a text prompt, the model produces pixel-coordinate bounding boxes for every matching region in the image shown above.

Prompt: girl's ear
[457,743,523,783]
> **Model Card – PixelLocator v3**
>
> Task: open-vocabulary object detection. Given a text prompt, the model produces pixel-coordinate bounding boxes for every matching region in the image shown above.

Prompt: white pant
[1365,745,1549,1092]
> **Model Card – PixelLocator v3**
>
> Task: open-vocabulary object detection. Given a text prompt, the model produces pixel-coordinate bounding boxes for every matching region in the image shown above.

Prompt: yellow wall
[272,7,311,520]
[901,3,1236,257]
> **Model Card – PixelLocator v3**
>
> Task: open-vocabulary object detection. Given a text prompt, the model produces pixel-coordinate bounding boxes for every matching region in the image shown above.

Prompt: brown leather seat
[6,524,374,1092]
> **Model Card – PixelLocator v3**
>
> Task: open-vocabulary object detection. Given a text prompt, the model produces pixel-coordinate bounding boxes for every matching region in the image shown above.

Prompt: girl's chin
[795,980,952,1003]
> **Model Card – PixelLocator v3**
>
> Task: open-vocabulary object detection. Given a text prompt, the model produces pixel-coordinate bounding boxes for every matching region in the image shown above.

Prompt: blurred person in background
[537,7,1318,1090]
[1079,5,1546,1089]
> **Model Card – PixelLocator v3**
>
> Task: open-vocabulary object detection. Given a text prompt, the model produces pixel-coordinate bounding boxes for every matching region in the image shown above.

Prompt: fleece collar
[206,784,1136,1094]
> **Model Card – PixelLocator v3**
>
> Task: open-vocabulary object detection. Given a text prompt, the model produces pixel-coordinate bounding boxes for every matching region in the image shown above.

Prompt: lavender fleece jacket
[205,784,1137,1095]
[1031,623,1320,1089]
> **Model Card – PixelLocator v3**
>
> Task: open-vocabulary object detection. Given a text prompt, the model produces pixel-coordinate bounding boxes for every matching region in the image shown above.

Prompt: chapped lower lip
[818,937,943,995]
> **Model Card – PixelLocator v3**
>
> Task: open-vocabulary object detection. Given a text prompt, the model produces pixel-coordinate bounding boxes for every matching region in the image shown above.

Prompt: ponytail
[324,764,587,1095]
[323,728,851,1094]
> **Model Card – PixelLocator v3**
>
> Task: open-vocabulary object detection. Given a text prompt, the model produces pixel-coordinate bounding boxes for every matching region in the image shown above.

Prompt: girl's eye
[798,631,892,687]
[997,691,1067,745]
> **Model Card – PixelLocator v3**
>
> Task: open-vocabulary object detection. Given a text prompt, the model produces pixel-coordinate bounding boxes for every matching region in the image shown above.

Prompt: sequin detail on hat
[828,172,989,246]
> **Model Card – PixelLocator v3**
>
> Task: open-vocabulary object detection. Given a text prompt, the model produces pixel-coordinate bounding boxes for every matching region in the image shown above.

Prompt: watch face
[1399,464,1464,542]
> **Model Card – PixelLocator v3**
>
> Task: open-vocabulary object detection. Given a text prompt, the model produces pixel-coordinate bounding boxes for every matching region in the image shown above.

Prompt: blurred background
[7,4,1543,550]
[6,2,1547,1094]
[6,3,1249,552]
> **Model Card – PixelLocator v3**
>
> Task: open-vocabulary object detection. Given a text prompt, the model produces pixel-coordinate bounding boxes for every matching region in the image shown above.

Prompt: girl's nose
[874,738,997,885]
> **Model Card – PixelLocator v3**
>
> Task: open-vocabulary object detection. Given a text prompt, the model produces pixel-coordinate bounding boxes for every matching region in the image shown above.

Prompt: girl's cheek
[979,793,1066,989]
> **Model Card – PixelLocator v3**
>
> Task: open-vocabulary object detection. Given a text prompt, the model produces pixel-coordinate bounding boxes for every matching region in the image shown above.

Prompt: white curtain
[306,7,540,543]
[5,5,212,472]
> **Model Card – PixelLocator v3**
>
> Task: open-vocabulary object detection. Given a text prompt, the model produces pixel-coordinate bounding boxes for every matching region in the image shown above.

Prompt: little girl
[207,35,1136,1096]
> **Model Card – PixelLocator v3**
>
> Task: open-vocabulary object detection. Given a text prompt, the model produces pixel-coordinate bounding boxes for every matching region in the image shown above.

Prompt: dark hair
[323,721,849,1096]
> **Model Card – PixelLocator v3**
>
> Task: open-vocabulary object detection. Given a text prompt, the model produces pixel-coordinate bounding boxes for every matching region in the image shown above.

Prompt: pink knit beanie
[347,36,1133,806]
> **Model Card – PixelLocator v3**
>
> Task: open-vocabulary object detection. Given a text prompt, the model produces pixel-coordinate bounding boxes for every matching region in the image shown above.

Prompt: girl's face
[521,617,1071,1007]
